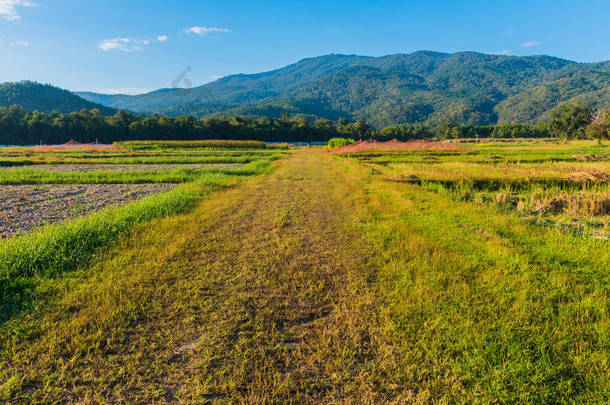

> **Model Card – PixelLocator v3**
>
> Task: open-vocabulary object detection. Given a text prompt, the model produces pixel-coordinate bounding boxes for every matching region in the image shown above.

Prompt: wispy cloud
[10,40,28,46]
[96,88,151,95]
[209,75,223,80]
[521,40,542,48]
[493,50,512,55]
[0,0,35,21]
[499,28,514,37]
[98,38,151,52]
[157,35,168,42]
[185,26,231,36]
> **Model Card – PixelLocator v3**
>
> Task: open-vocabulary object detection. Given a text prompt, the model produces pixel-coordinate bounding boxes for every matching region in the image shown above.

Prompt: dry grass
[384,161,610,183]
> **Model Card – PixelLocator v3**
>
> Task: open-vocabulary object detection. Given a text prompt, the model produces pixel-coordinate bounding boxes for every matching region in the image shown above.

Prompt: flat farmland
[1,139,609,403]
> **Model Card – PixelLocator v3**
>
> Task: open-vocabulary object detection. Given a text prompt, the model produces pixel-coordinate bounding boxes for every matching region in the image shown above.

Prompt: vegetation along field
[0,137,608,403]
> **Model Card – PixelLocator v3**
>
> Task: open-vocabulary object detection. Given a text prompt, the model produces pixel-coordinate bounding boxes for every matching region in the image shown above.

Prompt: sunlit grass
[0,158,273,184]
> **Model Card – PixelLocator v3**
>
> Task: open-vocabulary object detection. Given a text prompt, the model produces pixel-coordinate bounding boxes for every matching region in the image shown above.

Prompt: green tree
[435,120,462,140]
[352,119,372,139]
[585,110,610,144]
[548,102,593,141]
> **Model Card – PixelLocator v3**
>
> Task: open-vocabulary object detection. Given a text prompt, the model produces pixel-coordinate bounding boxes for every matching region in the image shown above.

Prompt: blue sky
[1,0,609,94]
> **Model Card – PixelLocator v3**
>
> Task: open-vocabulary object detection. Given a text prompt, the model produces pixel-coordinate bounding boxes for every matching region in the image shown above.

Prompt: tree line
[0,102,608,145]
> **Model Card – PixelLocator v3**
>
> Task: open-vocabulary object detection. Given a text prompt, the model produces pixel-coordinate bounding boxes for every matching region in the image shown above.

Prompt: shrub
[327,138,354,149]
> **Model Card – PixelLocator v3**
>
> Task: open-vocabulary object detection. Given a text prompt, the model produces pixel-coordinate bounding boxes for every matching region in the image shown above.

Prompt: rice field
[0,141,278,308]
[1,139,609,403]
[347,140,610,242]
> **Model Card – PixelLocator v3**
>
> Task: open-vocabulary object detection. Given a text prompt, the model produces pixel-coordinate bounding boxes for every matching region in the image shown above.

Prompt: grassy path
[2,149,609,402]
[1,150,383,402]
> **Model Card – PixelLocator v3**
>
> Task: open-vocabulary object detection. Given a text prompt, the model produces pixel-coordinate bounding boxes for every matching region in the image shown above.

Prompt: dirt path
[2,150,386,403]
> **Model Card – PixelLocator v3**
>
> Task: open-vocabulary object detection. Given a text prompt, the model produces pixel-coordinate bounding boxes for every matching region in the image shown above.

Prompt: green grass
[0,159,273,184]
[0,149,284,158]
[0,182,204,324]
[0,154,279,166]
[355,175,610,402]
[0,149,276,328]
[342,140,609,165]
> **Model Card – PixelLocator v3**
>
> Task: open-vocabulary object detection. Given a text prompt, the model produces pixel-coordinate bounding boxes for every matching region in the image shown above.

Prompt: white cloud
[96,88,151,95]
[494,50,512,55]
[0,0,35,21]
[499,28,514,37]
[185,26,231,36]
[209,75,223,80]
[98,38,151,52]
[9,40,28,46]
[521,40,542,48]
[157,35,168,42]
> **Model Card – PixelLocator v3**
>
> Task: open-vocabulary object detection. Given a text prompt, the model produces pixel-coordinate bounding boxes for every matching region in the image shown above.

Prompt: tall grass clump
[229,159,273,176]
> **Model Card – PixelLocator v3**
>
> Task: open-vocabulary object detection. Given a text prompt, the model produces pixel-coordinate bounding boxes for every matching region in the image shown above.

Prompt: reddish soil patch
[330,139,467,153]
[30,145,124,153]
[6,141,125,153]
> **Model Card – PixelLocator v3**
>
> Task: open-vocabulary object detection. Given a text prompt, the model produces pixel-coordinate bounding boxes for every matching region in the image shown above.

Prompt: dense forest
[76,52,610,127]
[1,103,607,145]
[0,82,116,115]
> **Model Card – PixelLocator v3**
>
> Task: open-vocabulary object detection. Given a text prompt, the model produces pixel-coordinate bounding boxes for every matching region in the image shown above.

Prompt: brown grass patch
[572,155,608,162]
[592,199,610,216]
[330,139,467,153]
[534,197,568,213]
[565,171,610,182]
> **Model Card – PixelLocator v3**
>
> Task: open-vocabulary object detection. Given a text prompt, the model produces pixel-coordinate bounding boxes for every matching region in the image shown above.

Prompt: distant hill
[75,51,610,127]
[0,81,116,115]
[495,66,610,124]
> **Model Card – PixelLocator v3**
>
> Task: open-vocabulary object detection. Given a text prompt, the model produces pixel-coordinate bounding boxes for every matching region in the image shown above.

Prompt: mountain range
[2,51,609,127]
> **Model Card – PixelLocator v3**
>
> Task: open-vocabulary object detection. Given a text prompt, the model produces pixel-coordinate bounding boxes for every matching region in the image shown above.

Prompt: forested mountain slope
[0,81,115,115]
[7,52,608,127]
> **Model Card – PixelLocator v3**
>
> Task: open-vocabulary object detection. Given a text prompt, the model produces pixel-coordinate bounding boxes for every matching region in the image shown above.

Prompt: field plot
[0,141,277,340]
[348,140,610,240]
[0,163,242,172]
[0,184,175,238]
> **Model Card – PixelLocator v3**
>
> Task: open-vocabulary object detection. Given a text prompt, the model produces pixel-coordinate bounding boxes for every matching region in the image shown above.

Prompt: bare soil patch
[330,139,467,153]
[0,184,175,238]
